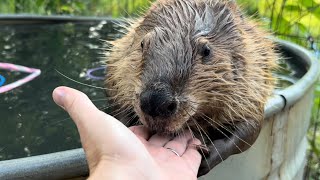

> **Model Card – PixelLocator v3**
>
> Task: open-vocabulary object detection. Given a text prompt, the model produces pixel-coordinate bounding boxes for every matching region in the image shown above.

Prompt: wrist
[88,159,162,180]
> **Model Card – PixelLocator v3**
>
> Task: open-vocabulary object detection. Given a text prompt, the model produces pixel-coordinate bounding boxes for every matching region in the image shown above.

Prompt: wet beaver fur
[105,0,277,176]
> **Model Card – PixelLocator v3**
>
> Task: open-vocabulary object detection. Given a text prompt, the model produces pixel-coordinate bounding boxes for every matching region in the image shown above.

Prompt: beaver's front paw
[197,138,229,177]
[197,120,261,177]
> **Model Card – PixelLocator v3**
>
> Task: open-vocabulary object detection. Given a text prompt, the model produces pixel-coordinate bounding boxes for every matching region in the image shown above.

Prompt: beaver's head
[106,0,273,135]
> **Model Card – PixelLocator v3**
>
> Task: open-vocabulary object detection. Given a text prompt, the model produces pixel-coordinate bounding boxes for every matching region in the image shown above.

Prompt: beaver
[104,0,278,176]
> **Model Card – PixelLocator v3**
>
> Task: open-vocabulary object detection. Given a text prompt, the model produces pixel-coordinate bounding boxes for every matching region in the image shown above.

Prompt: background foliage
[0,0,150,17]
[0,0,319,179]
[238,1,320,179]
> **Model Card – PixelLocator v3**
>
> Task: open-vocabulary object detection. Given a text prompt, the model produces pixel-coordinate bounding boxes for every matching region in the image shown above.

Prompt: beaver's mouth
[135,104,197,135]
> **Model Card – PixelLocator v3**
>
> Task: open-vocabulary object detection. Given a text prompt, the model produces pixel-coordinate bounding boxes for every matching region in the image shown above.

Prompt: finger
[148,134,172,147]
[52,86,157,175]
[53,86,105,128]
[129,125,152,141]
[163,131,192,156]
[182,138,202,174]
[52,87,143,162]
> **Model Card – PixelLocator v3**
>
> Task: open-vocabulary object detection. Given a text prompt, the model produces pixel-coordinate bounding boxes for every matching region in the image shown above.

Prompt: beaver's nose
[140,90,177,118]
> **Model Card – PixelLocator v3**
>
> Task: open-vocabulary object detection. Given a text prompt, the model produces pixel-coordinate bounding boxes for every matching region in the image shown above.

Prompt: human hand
[52,86,202,180]
[130,126,202,180]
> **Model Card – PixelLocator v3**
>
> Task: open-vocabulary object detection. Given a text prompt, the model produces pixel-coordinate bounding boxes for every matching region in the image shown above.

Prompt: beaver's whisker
[112,109,132,118]
[132,119,142,126]
[91,98,111,102]
[197,113,243,153]
[176,130,182,142]
[185,121,208,150]
[222,101,256,128]
[125,113,138,126]
[189,107,252,148]
[175,112,192,140]
[45,103,118,127]
[114,112,133,122]
[98,105,115,112]
[184,109,222,158]
[186,112,223,171]
[55,69,110,90]
[189,107,237,139]
[91,96,134,101]
[183,99,221,109]
[44,116,72,128]
[186,121,210,169]
[185,121,195,140]
[191,115,223,163]
[110,107,132,117]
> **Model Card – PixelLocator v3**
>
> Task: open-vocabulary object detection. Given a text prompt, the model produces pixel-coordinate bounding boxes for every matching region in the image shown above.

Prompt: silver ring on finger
[166,147,181,157]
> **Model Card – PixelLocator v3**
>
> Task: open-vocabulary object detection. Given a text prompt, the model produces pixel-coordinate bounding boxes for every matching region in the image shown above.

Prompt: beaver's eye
[200,44,212,64]
[201,45,211,57]
[141,41,144,49]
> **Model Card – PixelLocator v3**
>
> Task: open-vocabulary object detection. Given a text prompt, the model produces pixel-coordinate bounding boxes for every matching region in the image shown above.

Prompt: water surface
[0,21,119,160]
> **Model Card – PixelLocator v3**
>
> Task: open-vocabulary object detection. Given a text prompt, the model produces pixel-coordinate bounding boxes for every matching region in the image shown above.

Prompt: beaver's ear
[226,0,238,11]
[206,0,240,17]
[193,4,215,37]
[225,0,245,18]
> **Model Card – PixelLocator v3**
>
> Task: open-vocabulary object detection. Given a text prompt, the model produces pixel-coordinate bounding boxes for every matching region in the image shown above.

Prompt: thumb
[52,86,111,135]
[52,86,149,170]
[52,86,132,145]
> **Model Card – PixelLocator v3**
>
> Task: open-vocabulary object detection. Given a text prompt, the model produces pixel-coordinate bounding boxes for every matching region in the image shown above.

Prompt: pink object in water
[0,62,41,93]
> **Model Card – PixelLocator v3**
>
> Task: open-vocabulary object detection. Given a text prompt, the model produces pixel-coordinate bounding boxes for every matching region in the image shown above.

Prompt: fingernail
[54,88,66,109]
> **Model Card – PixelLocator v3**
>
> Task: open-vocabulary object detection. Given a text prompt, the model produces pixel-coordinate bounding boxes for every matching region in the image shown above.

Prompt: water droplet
[79,72,86,78]
[86,43,99,49]
[100,20,107,25]
[3,36,10,41]
[4,45,11,49]
[89,31,99,39]
[17,123,22,129]
[24,147,31,156]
